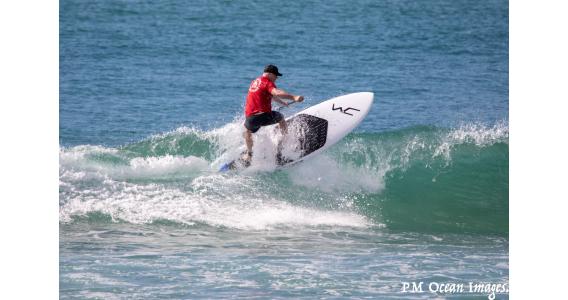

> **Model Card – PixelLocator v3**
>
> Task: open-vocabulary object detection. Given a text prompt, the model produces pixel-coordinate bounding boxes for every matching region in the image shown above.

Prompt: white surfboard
[219,92,374,171]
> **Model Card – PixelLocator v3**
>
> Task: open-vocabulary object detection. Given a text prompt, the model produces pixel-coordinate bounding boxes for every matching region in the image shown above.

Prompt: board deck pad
[287,114,328,158]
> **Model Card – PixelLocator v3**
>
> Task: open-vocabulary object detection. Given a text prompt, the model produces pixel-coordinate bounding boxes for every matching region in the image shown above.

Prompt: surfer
[242,64,304,164]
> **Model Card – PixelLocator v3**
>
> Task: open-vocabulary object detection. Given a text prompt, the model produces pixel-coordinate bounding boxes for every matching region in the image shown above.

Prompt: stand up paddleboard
[219,92,374,172]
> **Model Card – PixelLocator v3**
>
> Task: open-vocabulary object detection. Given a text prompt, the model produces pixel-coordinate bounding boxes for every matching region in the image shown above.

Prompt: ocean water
[60,0,508,298]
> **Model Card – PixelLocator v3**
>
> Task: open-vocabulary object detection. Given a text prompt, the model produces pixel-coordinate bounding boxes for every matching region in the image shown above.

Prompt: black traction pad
[286,114,328,158]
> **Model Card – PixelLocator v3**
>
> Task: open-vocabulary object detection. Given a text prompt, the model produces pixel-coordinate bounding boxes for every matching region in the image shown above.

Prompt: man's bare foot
[241,151,252,162]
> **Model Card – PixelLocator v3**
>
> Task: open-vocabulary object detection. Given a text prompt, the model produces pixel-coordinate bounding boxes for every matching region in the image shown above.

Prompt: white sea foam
[60,143,371,229]
[128,155,210,176]
[208,118,287,171]
[288,155,384,193]
[448,121,509,146]
[433,121,508,161]
[60,145,211,180]
[59,173,370,229]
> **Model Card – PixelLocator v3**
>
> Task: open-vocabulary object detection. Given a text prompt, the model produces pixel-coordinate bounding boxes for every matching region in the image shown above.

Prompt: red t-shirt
[245,76,276,117]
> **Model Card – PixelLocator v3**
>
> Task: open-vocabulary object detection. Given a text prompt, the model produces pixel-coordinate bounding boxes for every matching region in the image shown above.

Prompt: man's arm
[271,88,304,103]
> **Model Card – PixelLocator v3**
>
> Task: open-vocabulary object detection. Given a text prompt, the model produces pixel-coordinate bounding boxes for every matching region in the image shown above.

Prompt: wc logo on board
[332,104,360,116]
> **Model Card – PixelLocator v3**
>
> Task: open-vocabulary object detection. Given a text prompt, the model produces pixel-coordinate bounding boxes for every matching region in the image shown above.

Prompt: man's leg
[243,128,253,161]
[278,119,288,135]
[276,119,288,161]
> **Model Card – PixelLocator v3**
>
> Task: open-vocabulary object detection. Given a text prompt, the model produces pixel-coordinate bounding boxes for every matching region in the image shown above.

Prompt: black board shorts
[244,111,284,133]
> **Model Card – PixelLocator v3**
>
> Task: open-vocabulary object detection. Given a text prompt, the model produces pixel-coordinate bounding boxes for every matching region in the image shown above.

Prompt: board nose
[350,92,374,115]
[355,92,374,105]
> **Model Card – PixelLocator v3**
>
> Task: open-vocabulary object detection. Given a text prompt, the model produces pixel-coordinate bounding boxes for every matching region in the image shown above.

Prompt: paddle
[275,101,295,111]
[275,97,303,111]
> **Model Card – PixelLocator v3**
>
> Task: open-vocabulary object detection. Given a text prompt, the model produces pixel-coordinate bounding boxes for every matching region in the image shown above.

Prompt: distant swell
[60,121,508,235]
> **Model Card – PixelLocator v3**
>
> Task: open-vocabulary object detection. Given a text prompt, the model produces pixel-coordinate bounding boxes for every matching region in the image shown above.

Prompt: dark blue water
[60,0,507,146]
[60,0,509,298]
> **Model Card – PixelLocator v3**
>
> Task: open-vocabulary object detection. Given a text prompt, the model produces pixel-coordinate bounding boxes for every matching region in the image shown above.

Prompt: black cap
[264,64,283,77]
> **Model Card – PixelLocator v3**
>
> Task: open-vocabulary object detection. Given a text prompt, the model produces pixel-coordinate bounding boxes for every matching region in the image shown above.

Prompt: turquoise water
[60,0,508,298]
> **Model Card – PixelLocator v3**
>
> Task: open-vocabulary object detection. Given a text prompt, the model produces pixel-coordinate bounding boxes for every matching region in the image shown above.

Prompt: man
[243,64,304,164]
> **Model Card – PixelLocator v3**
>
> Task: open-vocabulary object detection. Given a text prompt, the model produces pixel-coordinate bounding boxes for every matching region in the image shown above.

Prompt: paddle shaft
[275,100,298,111]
